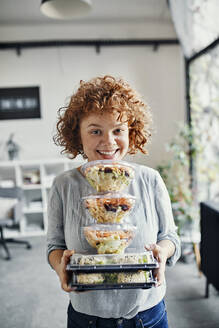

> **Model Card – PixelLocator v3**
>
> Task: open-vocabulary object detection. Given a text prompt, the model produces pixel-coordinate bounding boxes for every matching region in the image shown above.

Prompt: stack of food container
[66,160,158,291]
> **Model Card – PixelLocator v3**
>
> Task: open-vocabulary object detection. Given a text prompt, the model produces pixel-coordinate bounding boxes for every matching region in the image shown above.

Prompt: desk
[200,201,219,297]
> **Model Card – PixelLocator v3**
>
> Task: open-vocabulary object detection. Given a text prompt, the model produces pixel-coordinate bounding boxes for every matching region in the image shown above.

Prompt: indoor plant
[157,122,202,236]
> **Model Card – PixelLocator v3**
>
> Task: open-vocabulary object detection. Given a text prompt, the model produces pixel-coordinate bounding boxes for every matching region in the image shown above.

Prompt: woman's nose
[101,132,115,145]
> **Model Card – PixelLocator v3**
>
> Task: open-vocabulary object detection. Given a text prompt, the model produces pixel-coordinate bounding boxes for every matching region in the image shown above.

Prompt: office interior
[0,1,218,327]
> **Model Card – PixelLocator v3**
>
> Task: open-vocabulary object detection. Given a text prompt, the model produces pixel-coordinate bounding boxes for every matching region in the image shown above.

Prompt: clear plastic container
[83,223,137,254]
[74,270,152,284]
[70,270,156,290]
[80,160,135,192]
[82,192,136,224]
[67,251,159,270]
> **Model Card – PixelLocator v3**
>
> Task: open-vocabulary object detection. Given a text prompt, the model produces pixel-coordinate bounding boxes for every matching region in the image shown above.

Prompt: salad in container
[80,160,135,192]
[82,192,136,224]
[83,223,136,254]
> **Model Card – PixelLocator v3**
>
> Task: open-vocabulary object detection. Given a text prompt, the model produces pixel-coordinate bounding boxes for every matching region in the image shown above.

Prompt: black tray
[70,282,156,291]
[69,269,156,290]
[66,263,158,272]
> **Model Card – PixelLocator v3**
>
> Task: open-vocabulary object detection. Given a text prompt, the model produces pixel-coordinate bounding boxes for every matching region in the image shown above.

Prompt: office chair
[0,187,31,260]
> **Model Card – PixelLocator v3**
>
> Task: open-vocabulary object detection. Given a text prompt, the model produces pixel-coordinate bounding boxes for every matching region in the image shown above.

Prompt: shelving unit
[0,158,84,237]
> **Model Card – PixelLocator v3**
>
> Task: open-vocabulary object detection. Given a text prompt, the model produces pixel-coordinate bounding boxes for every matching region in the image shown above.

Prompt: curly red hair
[53,75,152,159]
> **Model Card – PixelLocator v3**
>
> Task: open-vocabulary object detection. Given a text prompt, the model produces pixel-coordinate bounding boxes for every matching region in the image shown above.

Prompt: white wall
[0,19,178,41]
[0,20,186,169]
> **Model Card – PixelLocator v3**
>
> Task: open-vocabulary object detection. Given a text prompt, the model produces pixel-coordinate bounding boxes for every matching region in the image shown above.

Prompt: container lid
[67,251,159,272]
[69,251,156,265]
[82,192,136,201]
[80,160,135,175]
[83,223,137,232]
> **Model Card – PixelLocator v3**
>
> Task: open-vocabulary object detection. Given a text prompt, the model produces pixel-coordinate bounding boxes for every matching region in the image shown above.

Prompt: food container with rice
[67,252,158,290]
[82,192,136,224]
[67,251,159,271]
[81,160,135,192]
[83,224,136,254]
[69,270,156,290]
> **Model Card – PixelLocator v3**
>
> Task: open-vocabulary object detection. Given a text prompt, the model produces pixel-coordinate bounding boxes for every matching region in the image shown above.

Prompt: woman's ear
[78,139,83,153]
[78,140,88,159]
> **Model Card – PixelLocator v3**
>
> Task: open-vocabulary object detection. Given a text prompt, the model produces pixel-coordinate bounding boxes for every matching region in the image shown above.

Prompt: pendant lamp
[40,0,92,19]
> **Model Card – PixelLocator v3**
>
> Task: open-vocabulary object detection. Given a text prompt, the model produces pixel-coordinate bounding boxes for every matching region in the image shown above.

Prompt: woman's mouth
[97,149,119,158]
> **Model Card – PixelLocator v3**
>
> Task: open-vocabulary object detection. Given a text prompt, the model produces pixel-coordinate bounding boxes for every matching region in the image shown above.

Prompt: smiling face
[79,111,129,162]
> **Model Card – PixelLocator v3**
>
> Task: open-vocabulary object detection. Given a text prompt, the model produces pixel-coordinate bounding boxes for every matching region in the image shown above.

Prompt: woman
[47,75,181,327]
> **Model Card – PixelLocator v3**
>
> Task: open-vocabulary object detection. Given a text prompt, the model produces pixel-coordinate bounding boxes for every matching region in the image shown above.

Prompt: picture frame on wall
[0,86,41,120]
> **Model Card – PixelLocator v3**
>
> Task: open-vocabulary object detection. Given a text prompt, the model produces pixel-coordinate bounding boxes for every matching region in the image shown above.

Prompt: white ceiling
[0,0,172,25]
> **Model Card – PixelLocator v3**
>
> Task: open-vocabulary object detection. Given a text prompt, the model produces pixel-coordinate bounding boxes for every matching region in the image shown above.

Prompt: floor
[165,262,219,328]
[0,236,219,328]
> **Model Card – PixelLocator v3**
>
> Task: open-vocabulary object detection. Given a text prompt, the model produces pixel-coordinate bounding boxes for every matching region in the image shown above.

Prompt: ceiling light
[40,0,92,19]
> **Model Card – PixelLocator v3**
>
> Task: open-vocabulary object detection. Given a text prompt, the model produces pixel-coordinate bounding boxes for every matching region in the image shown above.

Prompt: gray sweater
[47,163,181,319]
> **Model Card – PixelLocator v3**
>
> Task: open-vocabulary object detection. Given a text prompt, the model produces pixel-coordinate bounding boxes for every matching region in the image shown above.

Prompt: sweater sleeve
[154,171,181,266]
[46,179,67,263]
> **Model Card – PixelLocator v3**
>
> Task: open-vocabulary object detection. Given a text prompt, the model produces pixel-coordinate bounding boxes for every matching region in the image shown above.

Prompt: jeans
[67,299,168,328]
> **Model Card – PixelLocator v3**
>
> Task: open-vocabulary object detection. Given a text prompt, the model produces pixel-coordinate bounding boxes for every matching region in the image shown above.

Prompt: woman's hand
[145,243,168,287]
[56,249,75,292]
[49,249,90,293]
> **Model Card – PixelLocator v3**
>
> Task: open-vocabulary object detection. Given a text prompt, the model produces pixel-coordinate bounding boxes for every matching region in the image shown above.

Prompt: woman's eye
[114,128,123,134]
[90,130,101,135]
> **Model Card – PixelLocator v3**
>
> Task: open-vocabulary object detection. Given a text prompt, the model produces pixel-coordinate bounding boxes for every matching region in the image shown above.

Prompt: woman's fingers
[145,244,160,261]
[153,267,165,286]
[62,249,75,265]
[59,249,75,292]
[145,244,166,286]
[61,279,74,292]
